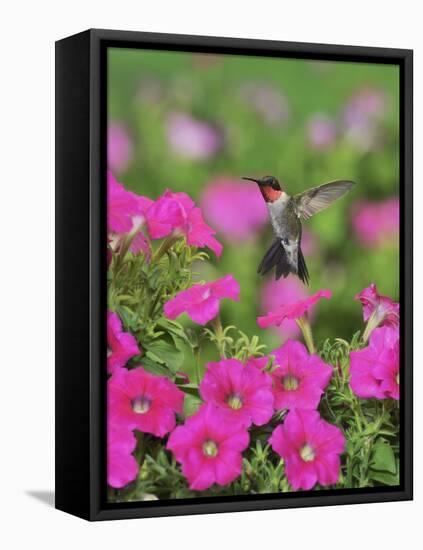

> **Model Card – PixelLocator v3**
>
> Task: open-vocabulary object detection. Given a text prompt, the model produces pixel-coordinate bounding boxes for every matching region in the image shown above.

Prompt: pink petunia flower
[257,289,332,329]
[108,367,185,437]
[245,356,270,370]
[107,422,138,489]
[107,311,140,374]
[343,86,387,128]
[260,278,310,340]
[108,172,141,234]
[270,340,332,410]
[307,113,337,150]
[164,275,240,326]
[129,230,152,257]
[146,189,222,257]
[167,403,249,491]
[373,356,400,401]
[355,283,399,329]
[166,112,222,161]
[269,409,345,490]
[199,359,274,427]
[107,172,153,250]
[108,121,134,174]
[352,198,399,248]
[300,228,318,256]
[200,178,268,242]
[349,326,399,400]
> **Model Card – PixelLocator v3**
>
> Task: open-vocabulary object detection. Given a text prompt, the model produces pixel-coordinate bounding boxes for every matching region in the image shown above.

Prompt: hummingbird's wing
[293,180,356,220]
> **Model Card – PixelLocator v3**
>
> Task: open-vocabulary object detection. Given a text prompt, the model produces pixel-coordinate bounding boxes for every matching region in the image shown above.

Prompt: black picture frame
[55,28,413,521]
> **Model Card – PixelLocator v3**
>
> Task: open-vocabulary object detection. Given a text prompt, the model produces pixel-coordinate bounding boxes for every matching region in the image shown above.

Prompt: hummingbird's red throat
[259,185,283,203]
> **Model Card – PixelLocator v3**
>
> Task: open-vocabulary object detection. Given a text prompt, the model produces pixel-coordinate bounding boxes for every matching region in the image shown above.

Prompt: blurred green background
[108,47,399,351]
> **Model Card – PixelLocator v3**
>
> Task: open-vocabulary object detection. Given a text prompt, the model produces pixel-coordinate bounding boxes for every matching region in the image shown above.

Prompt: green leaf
[369,469,399,486]
[141,357,174,378]
[156,318,191,345]
[145,340,184,372]
[370,438,396,474]
[184,394,202,417]
[177,383,200,398]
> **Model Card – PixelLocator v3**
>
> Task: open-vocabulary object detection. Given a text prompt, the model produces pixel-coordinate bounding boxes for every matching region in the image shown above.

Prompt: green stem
[296,315,315,354]
[195,346,202,385]
[112,223,150,279]
[351,398,365,432]
[113,233,133,275]
[210,315,226,358]
[152,235,180,262]
[362,309,380,344]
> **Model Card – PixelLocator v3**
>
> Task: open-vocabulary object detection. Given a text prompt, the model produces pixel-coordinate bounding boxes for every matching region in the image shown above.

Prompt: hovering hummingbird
[242,176,356,285]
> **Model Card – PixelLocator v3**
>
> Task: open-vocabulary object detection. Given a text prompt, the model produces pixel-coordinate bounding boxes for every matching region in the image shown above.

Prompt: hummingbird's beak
[242,177,260,184]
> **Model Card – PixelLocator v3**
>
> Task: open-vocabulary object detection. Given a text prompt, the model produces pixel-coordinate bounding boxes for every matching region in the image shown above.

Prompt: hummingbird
[242,176,356,285]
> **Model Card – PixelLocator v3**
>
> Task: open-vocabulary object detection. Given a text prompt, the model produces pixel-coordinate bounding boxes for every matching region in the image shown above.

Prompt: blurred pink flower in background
[349,326,399,400]
[355,283,399,329]
[201,178,268,242]
[239,82,290,126]
[199,359,274,427]
[146,189,222,256]
[107,423,138,489]
[344,86,387,121]
[107,311,140,374]
[270,340,332,411]
[108,121,134,174]
[167,403,249,491]
[164,274,240,326]
[300,228,318,256]
[352,198,399,248]
[257,289,331,329]
[260,278,309,340]
[166,112,222,160]
[269,408,345,490]
[306,113,337,150]
[341,86,387,150]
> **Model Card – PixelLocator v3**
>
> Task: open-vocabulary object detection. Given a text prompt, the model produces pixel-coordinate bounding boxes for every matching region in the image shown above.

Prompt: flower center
[396,372,399,385]
[300,444,315,462]
[107,347,112,358]
[131,395,151,414]
[283,374,299,391]
[227,393,243,410]
[202,440,218,457]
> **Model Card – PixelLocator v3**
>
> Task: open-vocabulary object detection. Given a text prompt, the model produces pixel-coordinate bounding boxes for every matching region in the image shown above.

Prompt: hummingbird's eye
[282,238,289,246]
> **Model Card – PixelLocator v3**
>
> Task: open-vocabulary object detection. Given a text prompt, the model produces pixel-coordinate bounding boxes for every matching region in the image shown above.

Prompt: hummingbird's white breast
[266,192,290,237]
[266,193,299,271]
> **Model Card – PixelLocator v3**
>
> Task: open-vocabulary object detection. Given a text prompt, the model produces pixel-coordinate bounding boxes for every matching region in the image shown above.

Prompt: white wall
[0,1,420,548]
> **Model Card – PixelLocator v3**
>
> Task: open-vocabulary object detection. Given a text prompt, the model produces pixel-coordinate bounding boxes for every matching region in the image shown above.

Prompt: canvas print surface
[106,48,400,503]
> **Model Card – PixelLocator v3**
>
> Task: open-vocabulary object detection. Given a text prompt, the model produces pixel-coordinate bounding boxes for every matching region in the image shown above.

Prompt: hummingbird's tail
[257,239,291,281]
[297,246,310,285]
[257,239,309,285]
